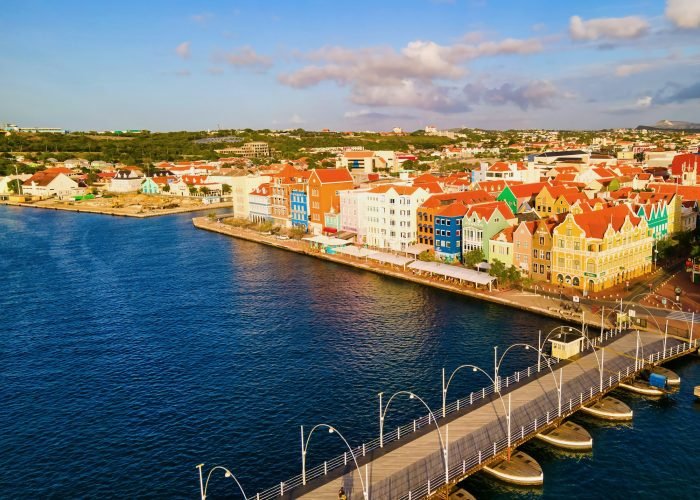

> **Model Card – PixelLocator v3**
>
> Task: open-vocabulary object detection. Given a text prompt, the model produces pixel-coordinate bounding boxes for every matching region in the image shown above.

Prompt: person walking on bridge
[338,486,347,500]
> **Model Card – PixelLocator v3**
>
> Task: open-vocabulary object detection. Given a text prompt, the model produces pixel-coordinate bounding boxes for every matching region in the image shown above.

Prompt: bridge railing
[395,339,697,500]
[252,339,697,500]
[249,357,558,500]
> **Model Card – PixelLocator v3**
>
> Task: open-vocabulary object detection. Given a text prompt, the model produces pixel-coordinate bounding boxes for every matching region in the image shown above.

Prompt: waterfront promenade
[0,199,232,218]
[193,216,697,336]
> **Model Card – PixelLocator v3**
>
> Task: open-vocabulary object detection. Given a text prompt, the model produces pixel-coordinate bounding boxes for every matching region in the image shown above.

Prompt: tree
[7,179,22,194]
[188,185,198,195]
[200,186,211,195]
[222,183,231,194]
[463,248,485,267]
[489,259,507,280]
[161,184,170,193]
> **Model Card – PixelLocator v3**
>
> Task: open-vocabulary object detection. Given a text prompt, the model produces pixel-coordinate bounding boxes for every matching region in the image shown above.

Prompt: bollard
[363,443,366,456]
[344,452,347,465]
[478,450,482,464]
[324,461,327,475]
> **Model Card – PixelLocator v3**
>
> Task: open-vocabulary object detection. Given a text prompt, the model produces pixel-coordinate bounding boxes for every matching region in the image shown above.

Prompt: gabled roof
[569,204,642,239]
[250,183,271,196]
[311,168,353,183]
[488,161,511,172]
[491,226,514,243]
[508,182,549,199]
[368,184,423,195]
[670,153,700,176]
[436,202,469,217]
[466,201,515,221]
[412,173,440,184]
[23,171,63,186]
[420,189,492,209]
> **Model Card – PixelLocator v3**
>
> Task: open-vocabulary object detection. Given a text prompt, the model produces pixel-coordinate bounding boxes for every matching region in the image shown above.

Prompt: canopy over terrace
[333,245,375,259]
[302,235,352,247]
[403,243,432,257]
[367,251,414,270]
[408,260,497,290]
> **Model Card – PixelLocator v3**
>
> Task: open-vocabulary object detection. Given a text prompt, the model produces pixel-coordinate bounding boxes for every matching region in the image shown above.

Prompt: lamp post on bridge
[379,390,449,484]
[196,464,248,500]
[300,423,368,500]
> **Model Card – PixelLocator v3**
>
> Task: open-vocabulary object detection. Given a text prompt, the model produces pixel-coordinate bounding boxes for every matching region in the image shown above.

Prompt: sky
[1,0,699,131]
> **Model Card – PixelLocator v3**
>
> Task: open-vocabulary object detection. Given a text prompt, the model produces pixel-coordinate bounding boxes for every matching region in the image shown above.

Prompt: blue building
[434,203,467,263]
[290,189,309,231]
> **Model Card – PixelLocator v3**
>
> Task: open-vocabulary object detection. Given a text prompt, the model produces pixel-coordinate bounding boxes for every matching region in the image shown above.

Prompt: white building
[364,185,431,250]
[108,170,143,192]
[230,174,271,219]
[22,172,83,199]
[339,188,371,239]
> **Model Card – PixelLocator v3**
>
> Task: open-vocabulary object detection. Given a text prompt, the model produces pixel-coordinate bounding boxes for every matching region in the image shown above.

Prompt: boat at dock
[483,450,543,486]
[619,380,666,397]
[581,396,633,420]
[535,421,593,450]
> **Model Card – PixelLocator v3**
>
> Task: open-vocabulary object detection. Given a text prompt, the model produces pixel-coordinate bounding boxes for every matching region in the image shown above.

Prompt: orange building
[417,190,493,248]
[270,164,310,227]
[308,168,354,233]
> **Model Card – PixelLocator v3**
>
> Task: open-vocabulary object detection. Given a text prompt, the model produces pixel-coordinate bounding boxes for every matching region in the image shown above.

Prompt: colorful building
[364,185,433,250]
[270,164,310,228]
[434,203,468,262]
[308,168,354,234]
[417,190,491,249]
[550,205,653,292]
[530,219,557,282]
[513,221,537,274]
[489,227,515,267]
[462,201,516,261]
[249,183,272,223]
[290,189,309,230]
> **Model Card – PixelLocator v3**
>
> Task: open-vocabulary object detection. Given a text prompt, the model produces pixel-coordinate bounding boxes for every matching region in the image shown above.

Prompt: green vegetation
[489,259,522,287]
[463,248,485,267]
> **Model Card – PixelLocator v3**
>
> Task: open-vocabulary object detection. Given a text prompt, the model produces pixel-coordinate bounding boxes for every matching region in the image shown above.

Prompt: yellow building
[551,205,653,292]
[535,185,580,217]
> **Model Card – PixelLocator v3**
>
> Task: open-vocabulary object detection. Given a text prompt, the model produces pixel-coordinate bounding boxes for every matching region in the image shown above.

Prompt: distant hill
[637,120,700,132]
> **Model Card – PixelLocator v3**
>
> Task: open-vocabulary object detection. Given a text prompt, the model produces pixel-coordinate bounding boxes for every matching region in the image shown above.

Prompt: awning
[302,235,352,247]
[367,251,414,268]
[404,243,432,256]
[333,246,374,258]
[408,261,497,288]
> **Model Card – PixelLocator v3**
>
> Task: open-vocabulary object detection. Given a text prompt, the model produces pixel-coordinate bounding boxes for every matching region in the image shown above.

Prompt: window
[539,236,545,245]
[574,241,580,250]
[446,219,451,226]
[533,249,539,258]
[545,251,550,260]
[558,240,564,248]
[540,264,544,274]
[446,231,451,237]
[456,230,460,237]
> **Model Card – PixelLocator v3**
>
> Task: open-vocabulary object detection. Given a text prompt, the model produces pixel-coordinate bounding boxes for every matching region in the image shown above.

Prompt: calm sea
[1,206,699,499]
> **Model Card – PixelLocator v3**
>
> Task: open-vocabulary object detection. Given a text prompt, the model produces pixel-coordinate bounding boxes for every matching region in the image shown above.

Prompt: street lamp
[378,390,449,484]
[300,424,368,500]
[196,464,248,500]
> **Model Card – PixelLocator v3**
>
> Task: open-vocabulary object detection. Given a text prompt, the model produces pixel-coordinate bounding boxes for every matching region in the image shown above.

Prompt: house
[290,188,309,231]
[513,221,537,274]
[462,201,517,261]
[336,150,400,173]
[531,219,557,282]
[249,183,272,223]
[364,185,433,250]
[22,172,83,199]
[308,168,354,234]
[230,174,271,219]
[489,227,515,267]
[550,205,653,292]
[140,177,160,194]
[339,188,371,239]
[269,164,310,228]
[496,182,549,214]
[669,153,700,185]
[434,203,468,263]
[534,185,580,217]
[108,170,144,193]
[416,190,492,249]
[635,201,669,240]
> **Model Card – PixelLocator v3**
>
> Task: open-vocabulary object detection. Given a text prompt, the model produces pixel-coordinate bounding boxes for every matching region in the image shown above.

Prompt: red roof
[670,153,700,176]
[509,182,549,198]
[420,190,492,209]
[23,171,63,186]
[311,168,353,183]
[436,202,469,217]
[467,201,515,221]
[570,205,641,239]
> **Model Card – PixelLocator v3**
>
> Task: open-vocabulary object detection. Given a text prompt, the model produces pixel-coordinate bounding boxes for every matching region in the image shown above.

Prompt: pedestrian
[338,486,347,500]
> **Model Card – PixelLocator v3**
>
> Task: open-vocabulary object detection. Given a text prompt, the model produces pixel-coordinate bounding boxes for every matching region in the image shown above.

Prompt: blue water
[1,206,699,499]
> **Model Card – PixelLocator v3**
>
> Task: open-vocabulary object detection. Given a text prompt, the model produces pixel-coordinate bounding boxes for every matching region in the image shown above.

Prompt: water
[1,206,698,499]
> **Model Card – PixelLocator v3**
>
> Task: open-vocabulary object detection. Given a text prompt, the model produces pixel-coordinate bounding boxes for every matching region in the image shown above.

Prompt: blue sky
[1,0,699,131]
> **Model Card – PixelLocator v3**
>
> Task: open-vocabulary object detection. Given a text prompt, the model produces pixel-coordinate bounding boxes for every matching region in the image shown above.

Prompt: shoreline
[192,216,607,328]
[0,200,233,218]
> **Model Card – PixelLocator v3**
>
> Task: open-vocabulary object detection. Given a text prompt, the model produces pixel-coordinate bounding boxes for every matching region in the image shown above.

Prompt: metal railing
[250,357,558,500]
[250,338,697,500]
[395,338,698,500]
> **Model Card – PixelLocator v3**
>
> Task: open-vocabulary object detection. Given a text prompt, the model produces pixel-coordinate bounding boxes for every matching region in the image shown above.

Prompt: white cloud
[615,63,652,77]
[463,80,566,110]
[215,46,272,72]
[666,0,700,29]
[175,41,191,59]
[569,15,649,41]
[636,96,653,108]
[278,35,543,113]
[290,114,305,124]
